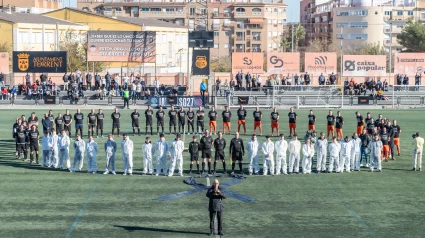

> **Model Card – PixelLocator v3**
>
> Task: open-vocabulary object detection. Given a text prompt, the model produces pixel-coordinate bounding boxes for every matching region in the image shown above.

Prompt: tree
[273,24,306,52]
[397,20,425,52]
[292,24,306,52]
[210,57,231,72]
[0,41,12,72]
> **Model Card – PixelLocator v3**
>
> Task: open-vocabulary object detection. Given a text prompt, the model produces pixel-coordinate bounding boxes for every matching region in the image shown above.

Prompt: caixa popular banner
[148,96,204,108]
[13,51,67,73]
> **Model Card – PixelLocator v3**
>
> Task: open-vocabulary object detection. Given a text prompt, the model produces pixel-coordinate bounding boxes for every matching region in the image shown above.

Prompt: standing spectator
[235,71,243,88]
[105,72,111,90]
[403,74,409,90]
[412,132,424,171]
[123,88,130,109]
[153,77,160,92]
[200,80,207,98]
[294,73,299,85]
[0,72,4,89]
[304,72,310,85]
[330,73,336,85]
[122,73,129,89]
[136,81,142,100]
[101,76,106,90]
[415,72,421,91]
[25,73,31,87]
[318,73,325,85]
[62,73,68,91]
[256,75,262,88]
[1,87,8,100]
[215,77,222,96]
[94,73,101,89]
[130,81,137,100]
[86,73,92,91]
[396,74,402,86]
[245,72,251,90]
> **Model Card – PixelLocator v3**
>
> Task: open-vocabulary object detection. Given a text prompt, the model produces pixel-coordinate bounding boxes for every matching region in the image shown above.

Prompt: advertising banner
[12,51,67,73]
[0,52,9,74]
[343,55,386,77]
[305,52,337,75]
[232,52,263,74]
[148,96,204,108]
[192,49,210,75]
[87,31,156,63]
[267,52,300,74]
[394,53,425,75]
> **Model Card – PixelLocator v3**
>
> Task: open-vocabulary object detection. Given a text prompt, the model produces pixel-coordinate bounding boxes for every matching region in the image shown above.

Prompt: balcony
[236,23,263,29]
[235,48,244,52]
[235,36,245,41]
[383,27,402,34]
[212,24,220,30]
[384,15,414,21]
[383,39,401,47]
[211,12,231,18]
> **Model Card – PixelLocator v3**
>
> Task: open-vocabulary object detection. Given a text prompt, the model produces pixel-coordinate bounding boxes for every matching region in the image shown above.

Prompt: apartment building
[76,0,287,58]
[0,0,62,14]
[300,0,421,51]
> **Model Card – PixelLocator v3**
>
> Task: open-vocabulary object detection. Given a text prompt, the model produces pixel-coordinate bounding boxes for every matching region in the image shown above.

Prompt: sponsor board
[343,55,386,77]
[13,51,67,73]
[87,31,156,62]
[148,96,204,108]
[232,52,263,74]
[267,52,300,74]
[0,52,9,74]
[394,53,425,75]
[305,52,337,75]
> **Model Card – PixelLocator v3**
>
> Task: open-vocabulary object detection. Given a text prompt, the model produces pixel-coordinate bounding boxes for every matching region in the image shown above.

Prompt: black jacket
[206,186,226,212]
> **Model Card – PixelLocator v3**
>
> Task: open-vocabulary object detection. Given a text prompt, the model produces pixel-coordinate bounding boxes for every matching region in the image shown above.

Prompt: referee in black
[229,132,245,175]
[206,179,225,236]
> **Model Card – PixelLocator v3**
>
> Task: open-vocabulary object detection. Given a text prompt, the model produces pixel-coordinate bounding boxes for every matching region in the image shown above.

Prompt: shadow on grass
[0,159,73,173]
[114,225,208,235]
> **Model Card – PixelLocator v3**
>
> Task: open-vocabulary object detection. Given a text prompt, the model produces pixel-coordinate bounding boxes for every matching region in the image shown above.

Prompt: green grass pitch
[0,108,424,238]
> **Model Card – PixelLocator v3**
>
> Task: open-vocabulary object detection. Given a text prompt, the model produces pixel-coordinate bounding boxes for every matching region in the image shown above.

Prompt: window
[397,11,403,16]
[168,42,172,58]
[189,8,195,16]
[252,44,261,52]
[151,8,161,14]
[421,11,425,19]
[353,10,367,16]
[322,16,328,22]
[162,34,167,43]
[157,34,162,43]
[272,32,278,36]
[214,31,219,36]
[350,34,367,40]
[268,43,272,48]
[408,11,414,16]
[162,54,166,64]
[272,43,277,48]
[176,34,181,42]
[335,33,348,40]
[141,8,149,13]
[252,8,261,15]
[224,19,231,26]
[200,8,206,15]
[252,32,261,40]
[225,32,230,37]
[33,32,42,44]
[236,8,245,15]
[337,11,349,16]
[224,44,229,48]
[384,11,392,16]
[268,31,272,37]
[350,22,368,28]
[214,43,219,48]
[47,32,55,44]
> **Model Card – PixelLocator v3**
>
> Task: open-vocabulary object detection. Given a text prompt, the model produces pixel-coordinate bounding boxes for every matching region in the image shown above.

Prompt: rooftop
[0,11,82,25]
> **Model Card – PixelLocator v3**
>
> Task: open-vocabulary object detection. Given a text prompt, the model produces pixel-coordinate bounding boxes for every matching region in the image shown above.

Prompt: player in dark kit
[74,109,84,137]
[336,111,344,140]
[237,105,247,135]
[187,107,195,134]
[29,125,40,164]
[47,110,55,132]
[253,106,262,136]
[55,113,65,135]
[270,107,280,136]
[131,109,141,136]
[200,129,214,174]
[156,106,166,134]
[111,107,121,137]
[15,125,27,160]
[28,112,39,128]
[392,120,401,156]
[380,127,390,162]
[356,111,364,135]
[178,107,186,134]
[145,105,154,135]
[288,107,297,137]
[222,106,232,135]
[63,109,73,137]
[208,106,218,135]
[229,132,245,174]
[307,110,316,131]
[96,109,105,138]
[87,109,97,138]
[24,123,31,161]
[213,131,227,174]
[168,106,178,134]
[189,136,200,174]
[326,110,335,139]
[196,106,205,135]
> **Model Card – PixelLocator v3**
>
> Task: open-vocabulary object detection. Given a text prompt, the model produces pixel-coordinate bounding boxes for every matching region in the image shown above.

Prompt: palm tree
[292,24,306,52]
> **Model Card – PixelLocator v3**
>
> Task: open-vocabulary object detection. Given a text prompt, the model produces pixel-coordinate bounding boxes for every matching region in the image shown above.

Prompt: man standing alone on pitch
[121,133,134,175]
[208,106,218,135]
[111,108,121,137]
[412,132,424,171]
[131,109,141,136]
[237,105,247,135]
[74,109,84,137]
[253,107,262,136]
[168,106,178,135]
[288,107,297,137]
[229,132,245,174]
[213,131,227,174]
[200,130,214,174]
[145,105,154,135]
[87,109,97,138]
[206,179,225,237]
